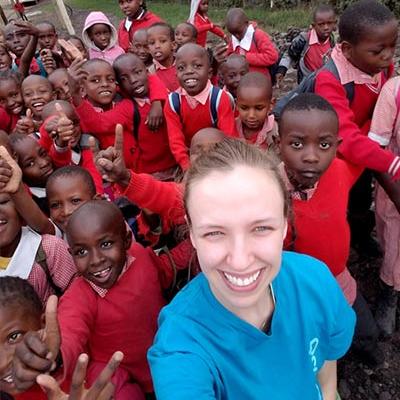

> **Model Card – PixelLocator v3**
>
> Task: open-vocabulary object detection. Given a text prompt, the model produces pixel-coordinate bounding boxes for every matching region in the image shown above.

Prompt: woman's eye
[8,331,23,344]
[254,226,271,233]
[204,231,223,238]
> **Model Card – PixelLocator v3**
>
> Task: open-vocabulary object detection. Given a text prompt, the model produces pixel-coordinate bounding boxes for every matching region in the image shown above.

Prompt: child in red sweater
[226,8,278,79]
[188,0,226,47]
[117,0,163,52]
[0,72,24,133]
[129,28,153,68]
[278,93,381,366]
[12,200,193,399]
[147,22,179,92]
[235,72,277,149]
[165,43,236,170]
[219,53,248,100]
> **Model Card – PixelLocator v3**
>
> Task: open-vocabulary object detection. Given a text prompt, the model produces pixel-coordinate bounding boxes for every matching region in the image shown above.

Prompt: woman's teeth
[224,270,261,287]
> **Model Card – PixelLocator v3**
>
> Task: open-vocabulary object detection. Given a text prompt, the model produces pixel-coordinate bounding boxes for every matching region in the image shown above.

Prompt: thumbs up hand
[95,124,131,187]
[14,108,35,135]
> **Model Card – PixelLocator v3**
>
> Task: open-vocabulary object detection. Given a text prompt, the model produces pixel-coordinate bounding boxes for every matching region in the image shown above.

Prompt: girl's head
[118,0,145,19]
[184,138,288,315]
[9,134,54,188]
[0,71,23,115]
[0,277,42,394]
[48,68,72,102]
[0,44,12,72]
[36,21,58,50]
[278,93,339,190]
[226,8,248,41]
[130,29,152,65]
[81,59,117,108]
[82,12,117,51]
[3,22,30,58]
[197,0,209,15]
[175,23,197,49]
[147,23,176,67]
[114,53,149,98]
[21,75,55,119]
[339,0,397,76]
[46,166,97,232]
[176,43,211,96]
[0,193,22,258]
[236,72,272,132]
[219,54,249,97]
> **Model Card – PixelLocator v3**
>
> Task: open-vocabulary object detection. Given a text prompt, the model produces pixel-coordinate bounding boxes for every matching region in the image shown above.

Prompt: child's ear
[124,229,133,250]
[340,41,353,61]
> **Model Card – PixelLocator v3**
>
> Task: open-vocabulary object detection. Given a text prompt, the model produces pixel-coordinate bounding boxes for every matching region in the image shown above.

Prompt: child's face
[3,24,30,58]
[115,55,149,98]
[67,212,131,289]
[278,109,339,189]
[13,137,54,187]
[83,62,117,107]
[312,11,336,42]
[0,193,22,258]
[118,0,142,19]
[48,69,72,102]
[0,46,12,72]
[342,19,398,76]
[221,59,249,97]
[22,77,54,119]
[37,24,58,50]
[89,23,111,51]
[198,0,209,14]
[0,304,41,394]
[147,26,176,65]
[226,18,247,41]
[237,86,271,131]
[69,37,88,60]
[175,24,196,48]
[176,46,210,96]
[0,79,23,115]
[48,175,94,232]
[130,31,151,64]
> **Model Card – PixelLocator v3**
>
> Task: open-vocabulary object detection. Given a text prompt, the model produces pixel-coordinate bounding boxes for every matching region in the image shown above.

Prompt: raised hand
[0,145,22,193]
[59,39,83,63]
[67,58,88,106]
[13,20,39,37]
[212,41,228,65]
[13,296,61,392]
[37,351,124,400]
[40,49,57,75]
[14,109,35,135]
[95,124,131,187]
[52,103,76,148]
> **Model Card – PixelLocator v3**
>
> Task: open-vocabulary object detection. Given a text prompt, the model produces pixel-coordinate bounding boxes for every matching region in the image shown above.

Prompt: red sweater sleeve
[210,23,225,39]
[148,74,168,102]
[315,70,399,175]
[216,91,236,136]
[245,29,279,68]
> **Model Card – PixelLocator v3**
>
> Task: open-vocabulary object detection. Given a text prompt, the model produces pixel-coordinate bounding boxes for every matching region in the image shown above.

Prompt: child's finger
[43,295,60,361]
[88,136,98,155]
[0,145,22,193]
[36,374,66,400]
[26,108,32,119]
[68,353,89,399]
[54,102,67,119]
[114,124,124,153]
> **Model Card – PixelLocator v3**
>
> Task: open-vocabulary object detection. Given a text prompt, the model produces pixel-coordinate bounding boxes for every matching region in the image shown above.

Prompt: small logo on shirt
[309,337,319,373]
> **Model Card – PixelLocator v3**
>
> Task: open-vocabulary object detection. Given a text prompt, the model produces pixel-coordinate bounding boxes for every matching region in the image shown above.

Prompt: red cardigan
[118,11,163,52]
[154,65,180,93]
[284,158,362,277]
[164,87,236,169]
[227,26,279,77]
[59,241,193,394]
[193,13,225,47]
[314,67,398,174]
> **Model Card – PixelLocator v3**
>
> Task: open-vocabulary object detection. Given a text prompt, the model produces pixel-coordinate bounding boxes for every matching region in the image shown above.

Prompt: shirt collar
[178,79,212,108]
[236,114,276,147]
[308,28,330,45]
[153,59,175,71]
[134,97,151,107]
[232,24,255,52]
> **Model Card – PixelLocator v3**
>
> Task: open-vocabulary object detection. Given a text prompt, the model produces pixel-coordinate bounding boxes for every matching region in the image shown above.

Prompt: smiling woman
[148,138,356,400]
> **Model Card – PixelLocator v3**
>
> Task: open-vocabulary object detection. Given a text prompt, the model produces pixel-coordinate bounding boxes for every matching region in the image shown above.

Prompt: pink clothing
[235,114,277,149]
[177,79,212,108]
[369,77,400,289]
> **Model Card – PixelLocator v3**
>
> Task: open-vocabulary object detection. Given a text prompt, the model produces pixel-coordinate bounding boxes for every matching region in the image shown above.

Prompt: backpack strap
[209,86,223,127]
[35,243,63,297]
[322,58,354,103]
[168,92,181,118]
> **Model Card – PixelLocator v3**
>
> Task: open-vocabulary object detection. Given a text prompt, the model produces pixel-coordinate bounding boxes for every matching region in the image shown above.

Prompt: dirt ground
[3,1,400,399]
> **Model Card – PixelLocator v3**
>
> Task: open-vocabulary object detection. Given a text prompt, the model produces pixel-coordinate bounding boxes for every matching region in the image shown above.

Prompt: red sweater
[164,87,236,169]
[193,13,225,47]
[59,241,193,394]
[118,11,163,52]
[314,67,398,174]
[227,26,278,77]
[154,65,180,93]
[284,158,362,276]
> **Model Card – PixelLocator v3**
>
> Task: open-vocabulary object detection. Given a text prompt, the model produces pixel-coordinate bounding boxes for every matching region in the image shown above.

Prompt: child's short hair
[46,165,96,197]
[237,71,271,97]
[0,69,22,85]
[36,21,57,32]
[177,22,198,40]
[8,132,28,147]
[339,0,395,45]
[0,276,43,315]
[312,4,336,21]
[83,58,113,70]
[279,93,338,132]
[65,34,86,48]
[147,22,175,41]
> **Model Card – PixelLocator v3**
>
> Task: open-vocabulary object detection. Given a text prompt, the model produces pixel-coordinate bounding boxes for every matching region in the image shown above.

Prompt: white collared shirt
[231,24,255,52]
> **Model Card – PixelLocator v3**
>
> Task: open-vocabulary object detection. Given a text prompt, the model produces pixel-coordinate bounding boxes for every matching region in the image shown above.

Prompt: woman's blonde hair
[184,137,289,222]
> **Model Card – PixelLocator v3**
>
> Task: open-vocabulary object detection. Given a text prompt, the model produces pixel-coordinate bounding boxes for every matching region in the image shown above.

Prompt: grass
[67,0,311,32]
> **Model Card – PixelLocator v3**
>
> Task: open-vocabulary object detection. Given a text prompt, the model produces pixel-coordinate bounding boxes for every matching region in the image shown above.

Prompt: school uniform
[149,60,180,93]
[192,13,225,47]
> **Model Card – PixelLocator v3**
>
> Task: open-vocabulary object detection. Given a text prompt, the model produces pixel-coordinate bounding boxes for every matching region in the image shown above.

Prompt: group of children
[0,0,400,398]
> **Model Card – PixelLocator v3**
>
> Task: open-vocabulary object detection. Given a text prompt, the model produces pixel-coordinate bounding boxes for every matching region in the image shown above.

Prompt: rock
[338,379,351,399]
[379,391,392,400]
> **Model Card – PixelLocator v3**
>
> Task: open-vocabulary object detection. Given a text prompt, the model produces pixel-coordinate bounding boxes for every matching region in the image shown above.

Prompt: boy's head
[114,53,149,98]
[36,21,58,50]
[0,44,12,72]
[0,71,23,115]
[278,93,339,189]
[176,43,211,96]
[81,59,117,107]
[147,23,176,67]
[0,277,42,395]
[312,4,336,42]
[237,72,272,133]
[118,0,145,20]
[189,128,225,162]
[219,54,249,97]
[9,134,54,187]
[3,22,30,58]
[226,8,248,41]
[21,75,54,119]
[175,22,197,48]
[66,200,132,289]
[46,165,97,232]
[48,68,72,102]
[339,0,397,76]
[130,29,152,65]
